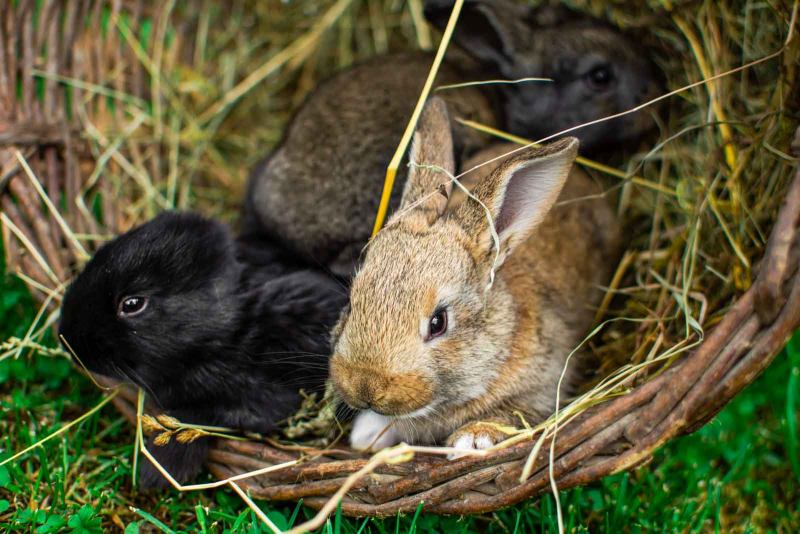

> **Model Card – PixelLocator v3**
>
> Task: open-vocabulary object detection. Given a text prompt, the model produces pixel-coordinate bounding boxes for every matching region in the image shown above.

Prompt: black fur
[59,212,347,488]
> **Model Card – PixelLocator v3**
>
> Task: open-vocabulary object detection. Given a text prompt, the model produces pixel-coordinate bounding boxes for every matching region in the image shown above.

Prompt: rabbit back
[245,53,494,275]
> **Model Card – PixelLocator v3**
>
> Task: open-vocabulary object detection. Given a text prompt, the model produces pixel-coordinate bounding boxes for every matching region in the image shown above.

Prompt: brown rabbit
[244,0,659,277]
[329,98,621,453]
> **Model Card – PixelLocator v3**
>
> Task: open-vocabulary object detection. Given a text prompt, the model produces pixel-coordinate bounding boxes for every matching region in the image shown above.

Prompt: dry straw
[370,0,465,237]
[1,0,799,532]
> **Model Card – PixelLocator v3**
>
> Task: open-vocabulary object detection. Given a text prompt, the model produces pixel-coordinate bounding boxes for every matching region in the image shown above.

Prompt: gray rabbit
[244,0,661,276]
[424,1,661,150]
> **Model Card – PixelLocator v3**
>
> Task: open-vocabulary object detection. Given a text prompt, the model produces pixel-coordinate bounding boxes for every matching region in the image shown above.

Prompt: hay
[1,0,799,530]
[581,0,799,380]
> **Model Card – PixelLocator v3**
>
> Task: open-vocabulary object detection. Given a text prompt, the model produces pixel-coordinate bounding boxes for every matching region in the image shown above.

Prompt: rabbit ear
[424,0,528,72]
[395,97,455,224]
[453,138,579,266]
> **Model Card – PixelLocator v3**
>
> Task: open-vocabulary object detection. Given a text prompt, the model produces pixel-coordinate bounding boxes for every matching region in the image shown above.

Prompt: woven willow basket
[2,0,799,520]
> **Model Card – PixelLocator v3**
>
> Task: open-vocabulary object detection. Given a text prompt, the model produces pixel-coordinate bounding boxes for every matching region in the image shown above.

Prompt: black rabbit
[58,212,347,488]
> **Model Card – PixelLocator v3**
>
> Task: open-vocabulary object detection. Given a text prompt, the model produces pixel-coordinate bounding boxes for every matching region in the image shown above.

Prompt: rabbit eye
[426,308,448,341]
[118,296,148,318]
[585,65,614,90]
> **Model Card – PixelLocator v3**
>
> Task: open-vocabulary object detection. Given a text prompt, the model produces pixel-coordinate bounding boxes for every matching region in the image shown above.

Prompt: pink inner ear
[495,170,526,236]
[493,154,573,243]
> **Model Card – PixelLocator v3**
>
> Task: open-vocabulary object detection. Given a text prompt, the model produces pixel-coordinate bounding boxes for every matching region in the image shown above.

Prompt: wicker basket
[107,169,800,516]
[2,0,799,520]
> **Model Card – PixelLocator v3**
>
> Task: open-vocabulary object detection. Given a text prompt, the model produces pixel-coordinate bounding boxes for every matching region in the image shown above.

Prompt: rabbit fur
[59,212,347,487]
[329,98,621,454]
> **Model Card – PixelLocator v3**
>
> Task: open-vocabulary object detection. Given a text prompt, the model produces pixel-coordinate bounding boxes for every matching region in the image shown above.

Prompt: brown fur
[331,361,434,414]
[331,101,621,448]
[247,53,494,275]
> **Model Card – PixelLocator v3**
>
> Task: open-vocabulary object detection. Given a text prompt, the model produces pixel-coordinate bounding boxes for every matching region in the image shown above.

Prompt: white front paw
[446,422,506,460]
[447,433,493,460]
[349,410,400,451]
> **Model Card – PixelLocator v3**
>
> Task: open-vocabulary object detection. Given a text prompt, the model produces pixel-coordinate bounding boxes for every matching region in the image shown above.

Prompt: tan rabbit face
[330,98,579,420]
[331,214,498,416]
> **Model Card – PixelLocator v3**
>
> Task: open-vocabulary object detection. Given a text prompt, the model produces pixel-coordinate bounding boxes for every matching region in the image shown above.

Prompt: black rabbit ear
[424,0,526,71]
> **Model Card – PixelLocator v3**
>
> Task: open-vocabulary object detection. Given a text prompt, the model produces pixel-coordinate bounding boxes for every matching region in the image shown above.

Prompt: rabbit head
[59,212,242,398]
[425,0,662,151]
[329,98,579,420]
[60,212,349,488]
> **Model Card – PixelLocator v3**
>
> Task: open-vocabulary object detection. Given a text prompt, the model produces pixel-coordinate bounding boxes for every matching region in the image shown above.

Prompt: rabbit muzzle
[330,359,434,416]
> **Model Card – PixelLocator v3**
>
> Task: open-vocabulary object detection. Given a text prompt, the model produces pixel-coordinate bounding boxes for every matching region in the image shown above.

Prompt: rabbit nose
[331,359,433,415]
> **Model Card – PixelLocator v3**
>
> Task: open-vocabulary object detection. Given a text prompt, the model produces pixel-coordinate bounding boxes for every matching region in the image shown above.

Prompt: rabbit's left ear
[424,0,530,73]
[394,97,455,225]
[453,138,579,267]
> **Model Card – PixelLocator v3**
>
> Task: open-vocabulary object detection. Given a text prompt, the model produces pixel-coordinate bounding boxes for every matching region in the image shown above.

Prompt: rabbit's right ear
[453,138,579,270]
[393,97,455,225]
[424,0,529,72]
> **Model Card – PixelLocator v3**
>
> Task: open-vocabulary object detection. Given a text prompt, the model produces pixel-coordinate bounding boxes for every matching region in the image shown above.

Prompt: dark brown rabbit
[244,0,660,276]
[244,53,494,276]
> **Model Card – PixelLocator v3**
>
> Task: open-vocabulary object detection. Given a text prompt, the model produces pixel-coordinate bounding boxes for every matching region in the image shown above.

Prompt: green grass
[1,254,798,533]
